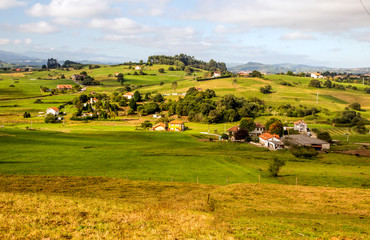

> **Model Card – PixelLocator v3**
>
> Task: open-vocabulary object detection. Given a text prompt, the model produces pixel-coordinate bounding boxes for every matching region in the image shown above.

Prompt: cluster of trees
[332,111,367,133]
[23,112,31,118]
[160,87,266,124]
[309,79,346,90]
[277,104,321,117]
[71,93,119,120]
[147,54,227,72]
[77,71,100,85]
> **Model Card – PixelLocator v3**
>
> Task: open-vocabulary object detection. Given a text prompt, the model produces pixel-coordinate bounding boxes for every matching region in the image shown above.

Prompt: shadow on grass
[0,161,37,164]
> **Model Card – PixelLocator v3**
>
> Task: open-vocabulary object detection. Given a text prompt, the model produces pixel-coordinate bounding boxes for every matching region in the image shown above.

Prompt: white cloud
[0,38,10,45]
[24,38,32,45]
[352,31,370,42]
[13,39,22,45]
[19,21,58,34]
[280,32,316,40]
[0,0,26,10]
[192,0,370,32]
[89,18,151,34]
[27,0,111,18]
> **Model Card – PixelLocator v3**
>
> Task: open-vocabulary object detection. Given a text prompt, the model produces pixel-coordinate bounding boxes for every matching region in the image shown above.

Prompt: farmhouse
[46,107,59,116]
[283,134,330,150]
[213,71,221,77]
[89,98,98,104]
[152,122,166,131]
[227,123,265,137]
[123,92,134,99]
[294,120,308,132]
[57,85,72,91]
[259,133,284,150]
[168,120,185,132]
[249,122,265,136]
[310,73,324,79]
[238,71,251,77]
[135,66,142,70]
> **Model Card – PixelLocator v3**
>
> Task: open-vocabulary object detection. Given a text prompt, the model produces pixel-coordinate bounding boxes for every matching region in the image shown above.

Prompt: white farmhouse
[294,120,308,133]
[46,107,59,116]
[311,73,324,79]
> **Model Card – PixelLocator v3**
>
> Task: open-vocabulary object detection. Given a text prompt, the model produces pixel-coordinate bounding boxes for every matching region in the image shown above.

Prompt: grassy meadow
[0,64,369,239]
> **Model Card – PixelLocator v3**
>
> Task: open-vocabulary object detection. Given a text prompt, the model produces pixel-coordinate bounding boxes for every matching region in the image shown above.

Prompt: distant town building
[310,73,324,79]
[168,120,185,132]
[135,66,142,70]
[152,122,166,131]
[57,85,73,91]
[46,107,59,116]
[294,120,308,133]
[213,71,221,77]
[123,92,134,99]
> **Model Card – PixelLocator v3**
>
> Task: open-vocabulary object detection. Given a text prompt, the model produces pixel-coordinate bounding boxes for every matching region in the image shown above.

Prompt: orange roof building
[168,120,185,132]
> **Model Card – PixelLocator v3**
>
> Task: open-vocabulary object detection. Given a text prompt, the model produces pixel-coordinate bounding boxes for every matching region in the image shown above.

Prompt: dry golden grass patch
[0,175,368,239]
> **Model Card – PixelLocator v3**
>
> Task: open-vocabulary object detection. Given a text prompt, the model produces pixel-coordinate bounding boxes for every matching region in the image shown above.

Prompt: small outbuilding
[152,122,166,131]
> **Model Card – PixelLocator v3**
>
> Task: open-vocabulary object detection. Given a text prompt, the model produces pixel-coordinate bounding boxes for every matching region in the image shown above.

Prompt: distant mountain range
[1,49,370,73]
[229,62,370,74]
[0,50,122,66]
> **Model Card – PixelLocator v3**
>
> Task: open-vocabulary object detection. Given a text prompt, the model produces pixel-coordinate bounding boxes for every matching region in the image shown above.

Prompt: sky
[1,0,370,67]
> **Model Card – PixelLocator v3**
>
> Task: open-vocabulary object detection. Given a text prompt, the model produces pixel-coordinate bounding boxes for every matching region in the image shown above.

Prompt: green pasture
[0,128,368,188]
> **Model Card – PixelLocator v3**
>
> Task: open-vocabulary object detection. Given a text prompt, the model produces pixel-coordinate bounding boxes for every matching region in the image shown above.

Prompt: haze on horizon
[1,0,370,68]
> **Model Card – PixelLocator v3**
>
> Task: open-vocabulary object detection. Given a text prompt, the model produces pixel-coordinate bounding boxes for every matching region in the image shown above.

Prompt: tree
[239,117,256,132]
[268,120,284,136]
[249,70,262,78]
[265,118,279,131]
[260,85,272,94]
[129,98,137,111]
[317,132,332,142]
[158,68,165,73]
[234,129,249,140]
[172,81,178,91]
[152,93,164,102]
[116,73,124,85]
[23,112,31,118]
[349,102,361,111]
[309,79,322,88]
[268,157,286,177]
[287,71,294,76]
[324,79,332,88]
[141,120,153,129]
[133,90,141,102]
[184,66,192,75]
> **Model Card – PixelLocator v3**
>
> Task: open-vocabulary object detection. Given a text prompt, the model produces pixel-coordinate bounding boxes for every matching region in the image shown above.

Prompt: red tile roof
[48,107,59,112]
[227,126,239,132]
[153,122,166,129]
[124,92,134,96]
[57,84,72,89]
[259,133,279,140]
[169,120,184,124]
[294,120,305,125]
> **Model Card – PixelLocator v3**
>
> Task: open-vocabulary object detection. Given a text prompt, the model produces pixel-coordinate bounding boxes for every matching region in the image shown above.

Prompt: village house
[81,112,93,118]
[123,92,134,99]
[249,123,265,136]
[152,122,166,131]
[282,135,330,150]
[168,120,185,132]
[135,66,142,70]
[227,122,265,138]
[89,98,98,104]
[310,73,324,79]
[238,71,251,77]
[294,120,308,133]
[46,107,59,116]
[213,71,221,77]
[57,85,73,91]
[259,133,284,150]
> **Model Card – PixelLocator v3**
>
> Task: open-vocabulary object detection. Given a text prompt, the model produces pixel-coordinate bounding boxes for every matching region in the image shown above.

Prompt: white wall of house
[46,109,59,115]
